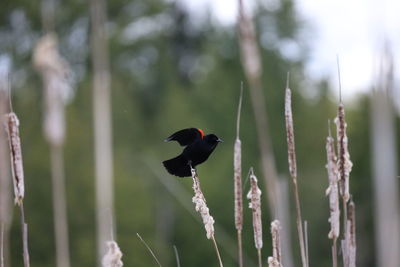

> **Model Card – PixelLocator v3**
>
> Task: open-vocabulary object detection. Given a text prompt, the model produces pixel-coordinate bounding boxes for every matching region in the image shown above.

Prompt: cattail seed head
[325,134,340,240]
[102,241,123,267]
[191,167,215,239]
[4,112,25,206]
[267,220,283,267]
[234,138,243,231]
[247,169,263,249]
[33,33,72,146]
[285,87,297,180]
[335,104,353,202]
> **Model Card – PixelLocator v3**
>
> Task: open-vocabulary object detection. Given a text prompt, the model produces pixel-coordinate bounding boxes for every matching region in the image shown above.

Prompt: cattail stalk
[5,112,30,267]
[173,245,181,267]
[342,201,356,267]
[325,123,340,267]
[102,240,123,267]
[284,83,307,267]
[90,0,115,261]
[247,168,262,267]
[234,84,244,267]
[268,220,283,267]
[190,167,223,267]
[33,33,71,267]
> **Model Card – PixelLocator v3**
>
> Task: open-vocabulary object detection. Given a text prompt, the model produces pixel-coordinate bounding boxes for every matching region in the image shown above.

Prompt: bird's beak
[217,138,223,143]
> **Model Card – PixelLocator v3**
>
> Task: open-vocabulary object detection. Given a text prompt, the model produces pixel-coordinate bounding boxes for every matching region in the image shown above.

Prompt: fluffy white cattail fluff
[191,168,215,239]
[33,33,72,146]
[102,241,123,267]
[325,133,340,240]
[247,169,263,250]
[5,112,24,206]
[334,104,353,202]
[267,220,283,267]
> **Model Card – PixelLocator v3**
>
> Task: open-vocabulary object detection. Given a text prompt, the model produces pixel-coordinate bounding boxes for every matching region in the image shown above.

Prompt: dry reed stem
[190,167,223,267]
[5,112,24,205]
[173,245,180,267]
[247,168,263,267]
[284,86,307,267]
[234,84,244,267]
[267,220,283,267]
[102,241,123,267]
[137,233,161,267]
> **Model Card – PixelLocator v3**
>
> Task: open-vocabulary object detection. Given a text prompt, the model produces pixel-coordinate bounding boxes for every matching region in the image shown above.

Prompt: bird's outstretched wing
[164,128,204,146]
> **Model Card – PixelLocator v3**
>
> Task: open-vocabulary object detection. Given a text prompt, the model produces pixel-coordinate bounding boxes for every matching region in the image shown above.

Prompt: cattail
[267,220,283,267]
[191,168,215,239]
[102,241,123,267]
[325,128,340,240]
[247,168,262,267]
[190,167,223,267]
[33,33,71,146]
[234,85,244,267]
[5,110,30,266]
[335,104,352,202]
[4,112,24,206]
[284,80,307,267]
[247,168,262,249]
[234,136,243,232]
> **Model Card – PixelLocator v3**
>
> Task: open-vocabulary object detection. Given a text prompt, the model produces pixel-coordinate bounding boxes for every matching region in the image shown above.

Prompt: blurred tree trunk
[0,90,11,267]
[370,47,400,267]
[89,0,115,263]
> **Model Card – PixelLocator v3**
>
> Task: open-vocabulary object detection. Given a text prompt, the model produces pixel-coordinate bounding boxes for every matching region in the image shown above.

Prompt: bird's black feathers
[163,128,222,177]
[164,128,203,146]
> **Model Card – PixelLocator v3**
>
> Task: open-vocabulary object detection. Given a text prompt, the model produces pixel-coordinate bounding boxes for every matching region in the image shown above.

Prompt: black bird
[162,128,223,177]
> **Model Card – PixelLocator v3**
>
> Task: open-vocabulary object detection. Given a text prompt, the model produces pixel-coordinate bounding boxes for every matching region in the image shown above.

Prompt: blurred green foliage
[0,0,387,266]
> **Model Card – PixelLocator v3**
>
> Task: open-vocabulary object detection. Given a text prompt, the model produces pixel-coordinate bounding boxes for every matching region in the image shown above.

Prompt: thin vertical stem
[173,245,181,267]
[1,223,4,267]
[237,230,243,267]
[257,249,262,267]
[19,204,30,267]
[136,233,162,267]
[212,235,224,267]
[50,145,70,267]
[332,239,337,267]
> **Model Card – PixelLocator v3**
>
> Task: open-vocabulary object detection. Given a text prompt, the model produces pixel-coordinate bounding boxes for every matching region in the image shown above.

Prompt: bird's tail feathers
[162,154,191,177]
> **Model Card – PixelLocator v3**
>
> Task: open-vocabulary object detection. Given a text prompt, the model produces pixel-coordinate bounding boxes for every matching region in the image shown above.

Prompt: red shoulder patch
[197,129,205,139]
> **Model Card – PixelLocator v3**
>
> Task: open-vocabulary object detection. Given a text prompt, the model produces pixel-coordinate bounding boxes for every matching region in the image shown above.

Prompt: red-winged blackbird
[162,128,223,177]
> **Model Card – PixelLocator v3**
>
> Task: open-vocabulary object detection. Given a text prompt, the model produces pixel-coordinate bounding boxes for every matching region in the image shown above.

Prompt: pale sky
[180,0,400,100]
